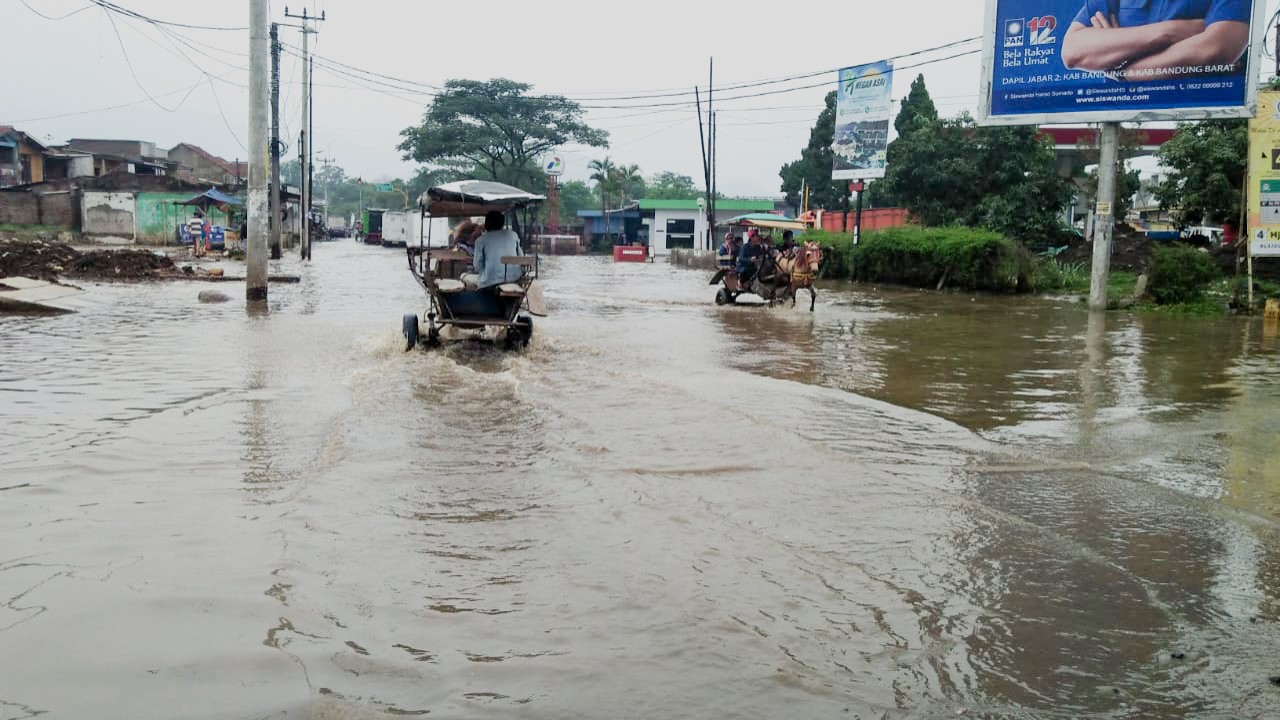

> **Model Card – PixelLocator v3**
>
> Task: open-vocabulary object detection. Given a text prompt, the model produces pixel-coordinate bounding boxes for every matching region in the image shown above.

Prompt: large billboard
[1248,90,1280,258]
[979,0,1267,125]
[832,60,894,180]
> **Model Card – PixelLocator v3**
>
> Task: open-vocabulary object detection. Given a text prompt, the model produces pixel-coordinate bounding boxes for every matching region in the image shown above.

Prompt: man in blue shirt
[735,230,766,284]
[472,211,523,290]
[1062,0,1251,78]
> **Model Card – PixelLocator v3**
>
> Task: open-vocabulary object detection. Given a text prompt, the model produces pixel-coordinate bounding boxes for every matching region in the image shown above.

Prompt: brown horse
[774,242,822,311]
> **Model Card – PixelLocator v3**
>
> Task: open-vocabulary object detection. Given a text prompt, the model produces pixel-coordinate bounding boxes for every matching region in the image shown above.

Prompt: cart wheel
[425,316,441,348]
[402,313,419,351]
[515,315,533,347]
[715,288,730,305]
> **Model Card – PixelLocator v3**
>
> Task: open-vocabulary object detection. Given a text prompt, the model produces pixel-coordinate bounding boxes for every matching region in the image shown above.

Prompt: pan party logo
[1004,17,1025,47]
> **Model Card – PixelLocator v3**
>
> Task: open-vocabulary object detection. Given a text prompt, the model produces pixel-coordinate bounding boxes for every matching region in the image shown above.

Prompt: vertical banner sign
[980,0,1265,124]
[832,60,894,180]
[1249,90,1280,258]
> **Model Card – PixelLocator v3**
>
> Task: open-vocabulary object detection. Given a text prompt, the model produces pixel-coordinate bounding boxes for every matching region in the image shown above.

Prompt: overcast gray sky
[7,0,1278,195]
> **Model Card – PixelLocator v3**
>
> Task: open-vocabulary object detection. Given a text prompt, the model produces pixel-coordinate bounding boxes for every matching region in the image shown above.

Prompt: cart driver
[735,229,765,284]
[473,210,523,289]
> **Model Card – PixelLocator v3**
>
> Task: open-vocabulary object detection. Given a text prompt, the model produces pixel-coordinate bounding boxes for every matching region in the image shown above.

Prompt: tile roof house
[167,143,246,186]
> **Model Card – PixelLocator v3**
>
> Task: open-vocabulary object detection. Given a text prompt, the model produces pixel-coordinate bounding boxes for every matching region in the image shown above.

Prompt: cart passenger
[450,221,479,256]
[717,232,735,268]
[736,229,765,284]
[473,210,523,289]
[780,230,796,253]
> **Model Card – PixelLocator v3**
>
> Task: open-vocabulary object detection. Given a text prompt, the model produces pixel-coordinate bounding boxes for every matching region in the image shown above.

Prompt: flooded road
[2,243,1278,719]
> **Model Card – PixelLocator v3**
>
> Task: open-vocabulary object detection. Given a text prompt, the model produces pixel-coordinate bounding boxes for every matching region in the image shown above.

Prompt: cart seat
[435,278,466,293]
[497,283,525,297]
[460,272,479,289]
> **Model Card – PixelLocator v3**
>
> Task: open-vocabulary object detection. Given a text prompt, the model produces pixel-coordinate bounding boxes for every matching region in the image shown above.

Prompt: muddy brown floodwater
[2,243,1278,720]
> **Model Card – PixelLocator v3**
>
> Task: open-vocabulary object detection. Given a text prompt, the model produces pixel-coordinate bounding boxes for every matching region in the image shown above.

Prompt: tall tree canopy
[883,112,1072,244]
[1154,119,1247,226]
[646,171,700,200]
[894,74,938,136]
[778,91,851,212]
[398,78,609,192]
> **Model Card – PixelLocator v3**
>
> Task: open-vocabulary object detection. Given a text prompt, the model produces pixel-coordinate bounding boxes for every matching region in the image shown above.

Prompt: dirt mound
[0,240,80,282]
[1059,225,1152,272]
[64,249,177,280]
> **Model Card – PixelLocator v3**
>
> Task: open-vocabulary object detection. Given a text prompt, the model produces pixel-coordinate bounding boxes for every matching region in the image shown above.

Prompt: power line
[18,0,93,20]
[89,0,248,31]
[206,76,248,153]
[101,7,189,112]
[0,77,208,124]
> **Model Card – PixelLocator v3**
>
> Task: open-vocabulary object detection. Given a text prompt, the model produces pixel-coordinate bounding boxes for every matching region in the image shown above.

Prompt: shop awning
[723,213,807,231]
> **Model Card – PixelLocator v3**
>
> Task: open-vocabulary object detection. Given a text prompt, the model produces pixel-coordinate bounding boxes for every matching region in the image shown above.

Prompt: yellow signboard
[1248,91,1280,257]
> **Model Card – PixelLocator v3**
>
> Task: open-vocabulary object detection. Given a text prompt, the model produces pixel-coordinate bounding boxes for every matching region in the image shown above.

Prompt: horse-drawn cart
[710,214,823,311]
[403,180,547,351]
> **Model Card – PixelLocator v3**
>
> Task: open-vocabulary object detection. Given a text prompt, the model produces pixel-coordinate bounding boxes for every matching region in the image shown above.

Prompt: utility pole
[317,154,334,230]
[708,58,716,251]
[1089,122,1120,311]
[269,22,282,259]
[284,5,324,261]
[247,0,269,303]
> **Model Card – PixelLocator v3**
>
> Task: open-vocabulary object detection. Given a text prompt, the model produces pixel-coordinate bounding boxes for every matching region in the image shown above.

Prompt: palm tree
[588,156,616,241]
[613,164,642,207]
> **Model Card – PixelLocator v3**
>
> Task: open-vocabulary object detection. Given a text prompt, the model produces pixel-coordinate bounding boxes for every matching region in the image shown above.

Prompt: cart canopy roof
[420,180,545,217]
[724,213,806,232]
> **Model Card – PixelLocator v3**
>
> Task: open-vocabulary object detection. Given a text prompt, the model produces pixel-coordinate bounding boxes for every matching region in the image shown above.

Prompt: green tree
[882,111,1072,244]
[894,73,938,136]
[1154,119,1247,226]
[398,78,608,192]
[589,156,617,227]
[646,171,699,200]
[778,91,852,212]
[614,163,644,206]
[557,179,596,223]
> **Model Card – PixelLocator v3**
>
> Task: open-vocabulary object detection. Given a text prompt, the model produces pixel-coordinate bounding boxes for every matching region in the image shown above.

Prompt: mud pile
[0,240,80,282]
[0,241,178,282]
[65,249,176,280]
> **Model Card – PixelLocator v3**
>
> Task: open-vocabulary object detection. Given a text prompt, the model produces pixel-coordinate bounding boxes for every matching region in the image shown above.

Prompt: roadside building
[168,143,247,186]
[0,126,49,187]
[638,198,778,255]
[64,138,173,176]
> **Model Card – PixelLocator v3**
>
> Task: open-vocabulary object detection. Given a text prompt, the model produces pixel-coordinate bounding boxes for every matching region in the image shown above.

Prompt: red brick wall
[818,208,910,233]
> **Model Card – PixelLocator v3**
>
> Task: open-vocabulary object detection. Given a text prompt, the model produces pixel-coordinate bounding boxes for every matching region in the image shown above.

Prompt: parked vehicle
[362,208,387,245]
[1182,226,1224,246]
[381,211,419,248]
[328,217,349,239]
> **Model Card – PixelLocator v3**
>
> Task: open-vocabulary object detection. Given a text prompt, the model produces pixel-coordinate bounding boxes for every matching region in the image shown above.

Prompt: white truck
[382,211,453,248]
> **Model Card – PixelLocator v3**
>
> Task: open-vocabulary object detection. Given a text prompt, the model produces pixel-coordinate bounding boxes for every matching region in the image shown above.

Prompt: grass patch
[1034,259,1090,293]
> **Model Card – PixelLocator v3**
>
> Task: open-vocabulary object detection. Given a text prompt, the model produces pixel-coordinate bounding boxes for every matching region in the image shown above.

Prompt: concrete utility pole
[269,22,282,259]
[317,155,334,230]
[246,0,270,303]
[285,6,324,261]
[1088,122,1120,311]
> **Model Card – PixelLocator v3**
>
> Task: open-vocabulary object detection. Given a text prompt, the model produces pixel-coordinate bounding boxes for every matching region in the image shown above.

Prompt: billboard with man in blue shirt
[980,0,1265,123]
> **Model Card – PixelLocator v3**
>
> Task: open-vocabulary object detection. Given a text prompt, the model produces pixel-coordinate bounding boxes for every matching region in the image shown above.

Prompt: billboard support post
[1089,122,1119,312]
